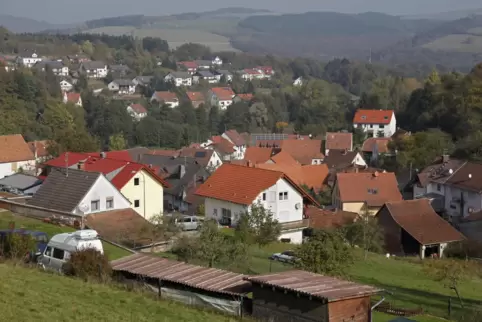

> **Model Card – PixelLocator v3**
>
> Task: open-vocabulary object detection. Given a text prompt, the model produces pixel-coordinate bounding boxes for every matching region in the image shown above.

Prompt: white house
[164,72,192,87]
[0,134,36,179]
[222,129,246,160]
[127,104,148,121]
[293,77,303,87]
[209,87,235,110]
[353,109,396,138]
[196,164,319,244]
[80,61,108,79]
[28,168,131,216]
[17,52,43,68]
[151,91,179,108]
[214,70,233,83]
[63,92,82,107]
[192,71,218,84]
[108,79,137,94]
[212,56,223,66]
[59,79,74,92]
[34,61,69,76]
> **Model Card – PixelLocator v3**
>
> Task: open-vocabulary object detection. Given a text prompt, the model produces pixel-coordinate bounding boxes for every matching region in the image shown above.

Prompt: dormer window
[361,116,366,120]
[367,188,378,195]
[384,116,388,120]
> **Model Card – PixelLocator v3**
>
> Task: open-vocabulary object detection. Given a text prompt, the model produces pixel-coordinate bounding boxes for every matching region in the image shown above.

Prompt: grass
[423,34,482,53]
[84,26,238,52]
[0,263,240,322]
[0,211,131,260]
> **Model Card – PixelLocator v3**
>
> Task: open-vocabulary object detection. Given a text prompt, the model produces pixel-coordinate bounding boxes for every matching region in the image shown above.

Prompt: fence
[371,300,423,317]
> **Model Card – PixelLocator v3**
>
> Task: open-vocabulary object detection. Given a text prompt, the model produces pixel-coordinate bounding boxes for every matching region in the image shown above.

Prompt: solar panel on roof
[194,151,206,158]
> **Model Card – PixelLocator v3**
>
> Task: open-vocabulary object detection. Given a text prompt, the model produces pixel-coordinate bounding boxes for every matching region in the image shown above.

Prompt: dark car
[0,229,49,261]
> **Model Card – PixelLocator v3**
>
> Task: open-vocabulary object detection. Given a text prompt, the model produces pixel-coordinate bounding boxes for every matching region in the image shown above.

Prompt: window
[91,200,100,211]
[369,125,373,129]
[262,193,266,201]
[134,200,140,208]
[134,178,140,186]
[437,184,442,191]
[213,209,218,216]
[52,248,65,260]
[106,197,114,209]
[279,192,288,200]
[44,246,53,257]
[379,125,385,129]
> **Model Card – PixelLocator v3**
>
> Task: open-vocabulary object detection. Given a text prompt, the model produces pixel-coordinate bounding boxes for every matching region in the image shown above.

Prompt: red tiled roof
[325,132,353,151]
[257,163,329,192]
[85,151,133,162]
[66,92,81,103]
[211,136,222,144]
[211,87,235,101]
[153,91,178,102]
[236,93,253,101]
[224,129,246,146]
[178,61,198,69]
[353,109,394,125]
[255,66,273,74]
[149,149,180,157]
[383,199,465,245]
[186,91,204,102]
[270,150,299,166]
[211,137,236,155]
[306,206,357,230]
[28,140,50,158]
[196,164,318,206]
[362,138,392,153]
[45,152,87,167]
[0,134,35,163]
[336,172,402,207]
[111,163,169,189]
[244,147,274,164]
[244,68,263,75]
[279,139,324,165]
[129,104,147,114]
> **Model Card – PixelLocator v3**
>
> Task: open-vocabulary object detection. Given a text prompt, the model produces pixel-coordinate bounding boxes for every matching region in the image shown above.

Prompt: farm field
[422,34,482,53]
[84,26,238,52]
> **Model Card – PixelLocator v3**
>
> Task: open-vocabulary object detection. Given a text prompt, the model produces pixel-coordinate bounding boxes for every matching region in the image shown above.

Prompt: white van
[38,229,103,272]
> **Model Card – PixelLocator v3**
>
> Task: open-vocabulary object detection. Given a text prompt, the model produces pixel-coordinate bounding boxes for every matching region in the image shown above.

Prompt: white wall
[0,163,12,179]
[0,160,36,179]
[354,153,367,167]
[205,198,248,223]
[355,113,396,138]
[207,152,223,169]
[279,230,303,244]
[74,176,130,216]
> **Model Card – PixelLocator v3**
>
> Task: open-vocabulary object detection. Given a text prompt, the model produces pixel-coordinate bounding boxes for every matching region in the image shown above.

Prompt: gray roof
[195,60,212,66]
[35,60,64,69]
[195,71,215,78]
[0,173,42,191]
[28,168,101,212]
[112,79,135,86]
[168,72,191,79]
[109,64,131,72]
[215,69,232,76]
[134,76,153,84]
[81,61,106,70]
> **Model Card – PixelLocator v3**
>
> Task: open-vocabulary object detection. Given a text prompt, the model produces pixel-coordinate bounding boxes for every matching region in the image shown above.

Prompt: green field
[423,34,482,53]
[0,211,131,260]
[84,26,238,52]
[468,27,482,36]
[0,263,240,322]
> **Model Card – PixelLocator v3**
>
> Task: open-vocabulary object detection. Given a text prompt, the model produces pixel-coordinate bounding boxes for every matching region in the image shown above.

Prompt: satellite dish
[78,203,89,212]
[295,203,301,210]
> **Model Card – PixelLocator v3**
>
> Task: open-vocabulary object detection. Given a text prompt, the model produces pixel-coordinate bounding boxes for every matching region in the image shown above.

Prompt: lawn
[0,263,240,322]
[0,211,131,260]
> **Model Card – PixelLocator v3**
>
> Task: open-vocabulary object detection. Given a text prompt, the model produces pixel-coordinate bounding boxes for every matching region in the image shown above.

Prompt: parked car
[0,229,48,262]
[38,229,103,272]
[269,250,298,263]
[177,216,201,231]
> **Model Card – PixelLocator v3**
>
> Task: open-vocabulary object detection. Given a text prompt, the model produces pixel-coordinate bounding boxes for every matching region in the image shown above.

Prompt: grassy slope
[0,264,239,322]
[423,34,482,52]
[0,211,131,260]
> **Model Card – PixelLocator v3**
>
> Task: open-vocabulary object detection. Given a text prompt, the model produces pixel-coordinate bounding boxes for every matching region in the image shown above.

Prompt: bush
[0,232,37,262]
[445,240,482,259]
[62,249,112,282]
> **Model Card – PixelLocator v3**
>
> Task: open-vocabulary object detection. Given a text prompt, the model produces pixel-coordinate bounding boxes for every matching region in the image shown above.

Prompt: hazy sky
[3,0,481,24]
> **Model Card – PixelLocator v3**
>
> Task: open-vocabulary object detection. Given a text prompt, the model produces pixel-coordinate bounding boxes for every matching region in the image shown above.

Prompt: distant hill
[0,14,60,33]
[404,8,482,21]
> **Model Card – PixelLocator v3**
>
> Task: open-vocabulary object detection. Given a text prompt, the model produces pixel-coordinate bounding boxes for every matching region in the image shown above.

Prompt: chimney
[247,160,253,168]
[100,152,106,159]
[179,164,186,179]
[148,164,152,169]
[442,154,450,163]
[373,171,379,177]
[342,149,347,155]
[355,167,359,173]
[78,160,85,170]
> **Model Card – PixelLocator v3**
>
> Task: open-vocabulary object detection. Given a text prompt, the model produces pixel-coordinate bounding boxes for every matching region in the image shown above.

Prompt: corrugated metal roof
[245,270,380,302]
[111,253,250,296]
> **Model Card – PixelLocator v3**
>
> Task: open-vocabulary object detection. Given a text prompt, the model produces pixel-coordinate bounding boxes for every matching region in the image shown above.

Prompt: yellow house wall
[342,202,380,215]
[121,169,164,221]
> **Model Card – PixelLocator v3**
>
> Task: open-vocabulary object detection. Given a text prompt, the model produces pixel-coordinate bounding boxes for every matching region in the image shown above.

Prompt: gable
[78,175,130,213]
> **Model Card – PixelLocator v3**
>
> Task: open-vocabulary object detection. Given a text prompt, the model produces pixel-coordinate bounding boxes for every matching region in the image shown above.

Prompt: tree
[108,133,127,151]
[343,207,384,260]
[235,202,281,248]
[197,219,229,267]
[208,105,221,135]
[144,214,181,253]
[295,229,353,276]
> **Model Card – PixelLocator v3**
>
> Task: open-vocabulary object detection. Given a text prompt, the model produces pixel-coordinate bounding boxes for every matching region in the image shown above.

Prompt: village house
[324,132,353,155]
[195,60,212,70]
[353,109,396,138]
[233,93,254,104]
[243,147,277,164]
[132,75,153,87]
[204,136,238,161]
[214,70,233,82]
[108,79,137,94]
[362,137,393,164]
[164,72,192,87]
[178,148,223,171]
[0,134,36,179]
[211,56,223,66]
[377,199,465,259]
[66,54,90,64]
[186,91,205,108]
[413,156,482,221]
[0,55,16,71]
[63,92,82,107]
[293,76,303,87]
[29,168,131,215]
[279,139,324,165]
[333,171,402,215]
[28,140,51,164]
[196,164,319,243]
[256,66,275,76]
[151,91,179,108]
[42,153,170,221]
[192,71,218,84]
[177,61,198,74]
[34,60,69,76]
[222,129,247,160]
[0,173,43,195]
[209,87,236,110]
[127,103,148,121]
[59,78,74,92]
[246,270,380,322]
[238,68,265,81]
[16,51,43,68]
[323,150,367,170]
[109,64,131,77]
[79,61,108,79]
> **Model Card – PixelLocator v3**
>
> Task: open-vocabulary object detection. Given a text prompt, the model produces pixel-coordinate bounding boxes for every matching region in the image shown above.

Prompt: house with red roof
[208,87,235,110]
[42,152,170,221]
[151,91,179,108]
[127,103,148,121]
[63,92,82,107]
[195,164,319,244]
[233,93,254,103]
[177,61,198,74]
[238,68,265,81]
[222,129,247,159]
[186,91,205,108]
[353,109,396,138]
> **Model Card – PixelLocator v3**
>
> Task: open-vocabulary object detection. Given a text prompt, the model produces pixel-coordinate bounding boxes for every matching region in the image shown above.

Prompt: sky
[2,0,481,24]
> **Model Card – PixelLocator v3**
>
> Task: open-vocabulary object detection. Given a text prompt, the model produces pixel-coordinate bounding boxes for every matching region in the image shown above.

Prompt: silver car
[270,251,297,263]
[178,216,201,231]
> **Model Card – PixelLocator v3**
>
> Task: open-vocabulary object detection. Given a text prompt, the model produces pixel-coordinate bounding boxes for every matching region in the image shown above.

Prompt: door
[42,246,66,272]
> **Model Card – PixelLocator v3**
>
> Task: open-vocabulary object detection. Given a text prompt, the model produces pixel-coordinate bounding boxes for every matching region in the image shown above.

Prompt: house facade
[193,71,218,84]
[108,79,136,94]
[353,109,396,138]
[0,134,36,179]
[222,130,246,160]
[151,91,179,108]
[214,70,233,83]
[164,72,192,87]
[17,52,42,68]
[209,87,235,110]
[59,79,74,92]
[127,104,148,121]
[80,61,108,79]
[63,92,82,107]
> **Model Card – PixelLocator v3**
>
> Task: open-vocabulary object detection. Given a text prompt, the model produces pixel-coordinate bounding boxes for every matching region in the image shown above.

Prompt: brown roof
[325,132,353,151]
[324,150,362,170]
[186,91,204,102]
[0,134,35,163]
[244,147,274,164]
[224,129,246,146]
[245,270,380,302]
[111,253,250,296]
[362,138,392,153]
[383,199,466,245]
[256,163,329,192]
[196,164,318,206]
[211,87,235,101]
[353,109,394,125]
[178,148,214,168]
[270,150,299,166]
[306,206,357,230]
[336,172,402,207]
[445,162,482,192]
[211,138,236,155]
[149,149,180,157]
[85,208,155,246]
[153,91,178,102]
[128,104,147,114]
[28,140,50,158]
[280,139,324,165]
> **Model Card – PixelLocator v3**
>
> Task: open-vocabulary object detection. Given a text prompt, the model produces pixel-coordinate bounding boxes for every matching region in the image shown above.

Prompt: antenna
[65,152,69,177]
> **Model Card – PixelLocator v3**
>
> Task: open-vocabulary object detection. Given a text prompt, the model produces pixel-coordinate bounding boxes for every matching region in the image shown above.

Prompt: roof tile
[325,132,353,151]
[353,109,394,125]
[0,134,35,163]
[279,139,324,165]
[244,147,274,164]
